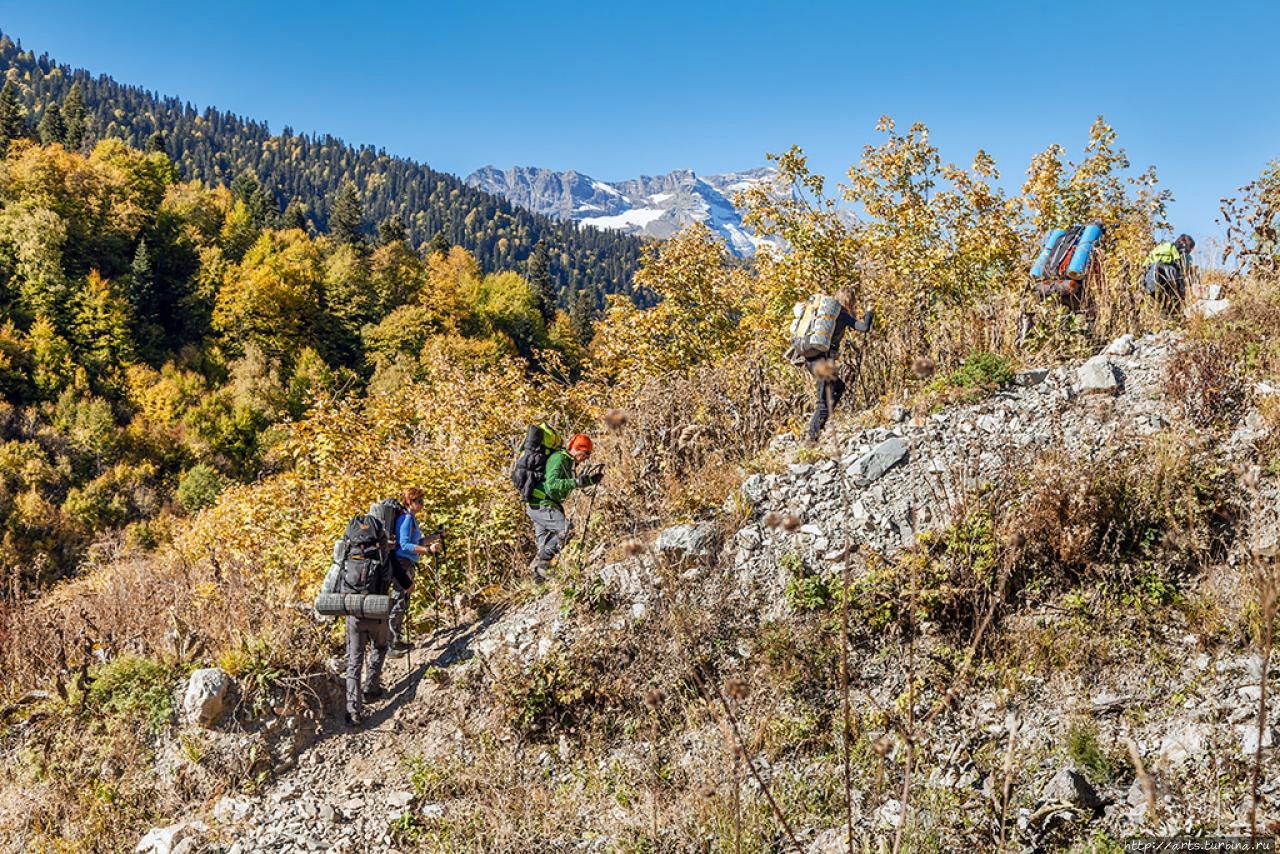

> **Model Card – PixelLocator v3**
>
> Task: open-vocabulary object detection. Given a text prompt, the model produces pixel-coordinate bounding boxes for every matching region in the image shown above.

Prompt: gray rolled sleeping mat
[313,593,393,619]
[314,539,392,618]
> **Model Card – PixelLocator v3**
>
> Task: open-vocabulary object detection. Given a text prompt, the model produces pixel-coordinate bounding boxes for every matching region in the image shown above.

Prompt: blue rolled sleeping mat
[1031,223,1104,295]
[1066,223,1104,280]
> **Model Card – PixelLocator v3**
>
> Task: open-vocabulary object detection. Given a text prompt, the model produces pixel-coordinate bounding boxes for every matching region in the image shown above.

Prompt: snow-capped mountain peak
[464,165,786,257]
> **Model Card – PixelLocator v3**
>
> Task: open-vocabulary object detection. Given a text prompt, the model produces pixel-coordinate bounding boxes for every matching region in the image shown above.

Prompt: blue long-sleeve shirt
[396,513,423,563]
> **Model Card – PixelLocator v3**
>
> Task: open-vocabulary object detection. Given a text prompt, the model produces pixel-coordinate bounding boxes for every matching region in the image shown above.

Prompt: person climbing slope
[525,433,603,582]
[1142,233,1195,307]
[387,487,442,657]
[340,516,412,727]
[786,287,872,442]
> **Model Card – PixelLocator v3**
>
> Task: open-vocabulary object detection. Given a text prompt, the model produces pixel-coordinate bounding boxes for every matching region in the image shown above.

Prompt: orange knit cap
[567,434,593,455]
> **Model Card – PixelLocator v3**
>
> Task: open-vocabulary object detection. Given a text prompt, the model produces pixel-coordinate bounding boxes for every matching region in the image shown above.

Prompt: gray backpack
[788,294,843,359]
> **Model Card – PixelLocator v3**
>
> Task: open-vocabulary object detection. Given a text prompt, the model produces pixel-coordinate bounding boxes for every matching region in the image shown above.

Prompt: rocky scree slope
[77,332,1280,851]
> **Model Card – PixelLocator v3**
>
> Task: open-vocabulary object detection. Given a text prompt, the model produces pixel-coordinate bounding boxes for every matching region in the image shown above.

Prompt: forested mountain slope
[0,31,645,304]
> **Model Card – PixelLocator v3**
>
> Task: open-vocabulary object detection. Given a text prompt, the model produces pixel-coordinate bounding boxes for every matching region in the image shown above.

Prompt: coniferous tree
[569,287,596,346]
[377,214,407,246]
[37,102,65,145]
[147,130,166,153]
[331,183,365,248]
[129,238,153,309]
[527,239,556,326]
[62,81,85,149]
[231,173,277,229]
[281,200,307,231]
[0,81,26,151]
[427,231,451,257]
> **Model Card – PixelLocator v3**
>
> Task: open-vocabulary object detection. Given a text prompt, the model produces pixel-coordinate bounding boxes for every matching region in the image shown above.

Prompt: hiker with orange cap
[525,432,603,582]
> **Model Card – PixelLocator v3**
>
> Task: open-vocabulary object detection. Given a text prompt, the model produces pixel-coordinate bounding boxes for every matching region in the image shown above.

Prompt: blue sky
[3,0,1277,244]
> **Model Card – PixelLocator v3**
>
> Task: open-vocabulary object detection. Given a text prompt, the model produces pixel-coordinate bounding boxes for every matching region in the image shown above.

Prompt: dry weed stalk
[890,561,919,854]
[1123,737,1157,825]
[644,687,666,844]
[840,541,855,853]
[653,558,801,851]
[997,713,1019,850]
[1248,543,1277,839]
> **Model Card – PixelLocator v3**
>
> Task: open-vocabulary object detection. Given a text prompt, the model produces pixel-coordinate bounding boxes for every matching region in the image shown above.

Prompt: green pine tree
[377,214,407,246]
[281,200,308,231]
[129,238,153,309]
[569,287,596,346]
[427,231,451,257]
[147,130,166,153]
[0,81,26,153]
[62,81,86,149]
[331,183,365,248]
[37,102,66,146]
[527,239,556,326]
[231,173,277,228]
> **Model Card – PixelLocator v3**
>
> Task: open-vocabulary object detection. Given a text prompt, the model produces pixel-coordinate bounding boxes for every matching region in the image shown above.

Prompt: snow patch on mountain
[465,165,788,257]
[579,208,669,231]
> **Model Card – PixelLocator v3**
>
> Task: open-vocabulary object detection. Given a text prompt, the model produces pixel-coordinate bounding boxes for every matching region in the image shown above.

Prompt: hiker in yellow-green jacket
[525,433,603,582]
[1142,233,1195,304]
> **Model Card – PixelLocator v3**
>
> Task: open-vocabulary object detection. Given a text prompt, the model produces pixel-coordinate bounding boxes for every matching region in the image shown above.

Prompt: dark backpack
[511,424,562,502]
[1044,225,1084,280]
[369,498,406,553]
[338,514,392,595]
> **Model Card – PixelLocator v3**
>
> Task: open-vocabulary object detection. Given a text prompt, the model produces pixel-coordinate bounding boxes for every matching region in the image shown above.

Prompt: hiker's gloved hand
[576,465,604,487]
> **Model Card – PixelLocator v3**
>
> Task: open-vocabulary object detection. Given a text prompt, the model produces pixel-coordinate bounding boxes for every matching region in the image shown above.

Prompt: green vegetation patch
[84,654,177,735]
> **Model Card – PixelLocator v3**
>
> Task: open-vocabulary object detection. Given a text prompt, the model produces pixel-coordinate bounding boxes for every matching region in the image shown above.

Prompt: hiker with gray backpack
[313,489,443,726]
[786,288,873,442]
[314,510,410,726]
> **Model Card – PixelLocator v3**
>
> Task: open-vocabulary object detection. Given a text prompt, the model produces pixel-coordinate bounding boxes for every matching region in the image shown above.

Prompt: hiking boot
[363,685,385,701]
[388,641,413,658]
[344,710,364,728]
[528,556,549,584]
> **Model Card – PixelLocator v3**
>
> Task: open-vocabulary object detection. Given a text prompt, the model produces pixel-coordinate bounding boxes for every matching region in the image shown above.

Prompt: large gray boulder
[740,474,769,505]
[1077,356,1119,394]
[1038,767,1102,810]
[847,437,907,486]
[655,523,717,558]
[183,667,230,728]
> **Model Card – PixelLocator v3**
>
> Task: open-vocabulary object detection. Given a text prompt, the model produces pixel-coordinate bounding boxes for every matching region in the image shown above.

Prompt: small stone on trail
[1038,767,1103,810]
[848,437,907,485]
[1105,334,1135,356]
[1077,356,1119,394]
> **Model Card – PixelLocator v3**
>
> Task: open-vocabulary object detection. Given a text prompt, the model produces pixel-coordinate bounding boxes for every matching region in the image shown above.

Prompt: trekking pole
[575,470,602,573]
[405,580,413,671]
[426,528,456,624]
[850,309,874,408]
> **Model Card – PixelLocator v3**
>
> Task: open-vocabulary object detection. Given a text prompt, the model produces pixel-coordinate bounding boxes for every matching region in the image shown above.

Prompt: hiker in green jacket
[1142,233,1195,305]
[526,433,603,582]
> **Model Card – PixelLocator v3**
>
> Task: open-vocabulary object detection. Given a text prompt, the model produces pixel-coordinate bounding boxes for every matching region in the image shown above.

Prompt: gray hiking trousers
[526,504,571,561]
[389,557,415,640]
[345,615,390,716]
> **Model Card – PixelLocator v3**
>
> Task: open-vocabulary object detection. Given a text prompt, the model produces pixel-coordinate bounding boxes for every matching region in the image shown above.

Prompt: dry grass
[1163,340,1247,428]
[0,542,327,703]
[590,346,808,535]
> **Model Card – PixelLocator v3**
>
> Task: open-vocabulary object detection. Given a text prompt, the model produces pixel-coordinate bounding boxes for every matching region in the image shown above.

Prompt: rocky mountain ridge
[465,165,787,257]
